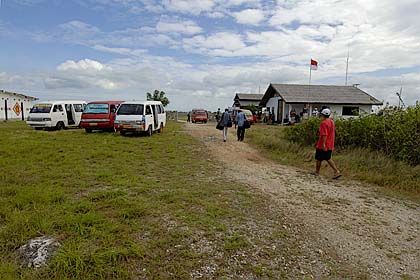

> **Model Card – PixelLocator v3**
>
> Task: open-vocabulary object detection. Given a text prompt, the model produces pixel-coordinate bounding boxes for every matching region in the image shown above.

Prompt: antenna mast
[345,45,350,85]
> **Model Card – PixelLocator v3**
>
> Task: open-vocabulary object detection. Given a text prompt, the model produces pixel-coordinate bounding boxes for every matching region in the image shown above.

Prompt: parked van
[114,101,166,136]
[26,100,86,130]
[229,108,255,125]
[80,101,123,133]
[191,109,208,123]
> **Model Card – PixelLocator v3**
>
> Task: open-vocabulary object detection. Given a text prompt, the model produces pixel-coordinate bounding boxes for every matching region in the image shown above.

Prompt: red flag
[310,59,318,70]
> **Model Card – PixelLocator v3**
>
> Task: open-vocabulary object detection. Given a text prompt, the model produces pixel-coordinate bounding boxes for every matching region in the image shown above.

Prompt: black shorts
[315,149,332,161]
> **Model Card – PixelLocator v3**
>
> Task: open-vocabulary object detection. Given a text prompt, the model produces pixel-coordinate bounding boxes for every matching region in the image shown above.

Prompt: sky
[0,0,419,111]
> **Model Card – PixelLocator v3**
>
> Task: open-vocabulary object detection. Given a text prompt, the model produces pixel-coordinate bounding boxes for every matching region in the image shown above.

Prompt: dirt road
[185,122,420,279]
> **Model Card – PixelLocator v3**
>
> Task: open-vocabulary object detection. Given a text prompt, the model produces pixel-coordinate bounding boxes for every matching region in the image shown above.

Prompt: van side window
[74,104,83,112]
[146,106,152,115]
[157,105,162,114]
[53,105,64,112]
[110,104,116,113]
[160,105,165,113]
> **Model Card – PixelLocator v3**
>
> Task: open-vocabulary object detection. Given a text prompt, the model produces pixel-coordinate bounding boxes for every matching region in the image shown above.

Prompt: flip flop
[333,173,342,179]
[310,171,319,176]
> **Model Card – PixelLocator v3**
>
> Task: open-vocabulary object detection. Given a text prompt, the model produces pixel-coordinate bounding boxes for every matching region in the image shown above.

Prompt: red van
[191,109,208,123]
[80,101,123,133]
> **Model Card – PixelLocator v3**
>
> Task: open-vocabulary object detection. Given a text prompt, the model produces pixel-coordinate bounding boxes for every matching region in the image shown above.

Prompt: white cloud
[232,9,265,25]
[156,16,202,35]
[57,59,110,72]
[183,32,246,54]
[162,0,215,15]
[58,20,100,36]
[0,72,31,85]
[93,45,148,56]
[205,11,226,18]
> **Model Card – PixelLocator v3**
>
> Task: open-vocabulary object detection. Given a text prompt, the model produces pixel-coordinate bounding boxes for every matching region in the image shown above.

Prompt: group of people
[217,106,341,180]
[217,108,248,142]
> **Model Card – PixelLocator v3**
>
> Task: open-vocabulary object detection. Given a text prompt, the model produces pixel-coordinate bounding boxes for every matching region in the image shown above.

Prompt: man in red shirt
[312,108,341,179]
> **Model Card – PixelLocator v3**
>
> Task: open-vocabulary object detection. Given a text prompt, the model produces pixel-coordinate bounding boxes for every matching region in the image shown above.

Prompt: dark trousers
[237,126,245,141]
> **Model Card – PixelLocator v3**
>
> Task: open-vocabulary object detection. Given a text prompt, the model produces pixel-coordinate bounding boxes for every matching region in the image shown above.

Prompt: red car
[191,109,208,123]
[80,101,123,133]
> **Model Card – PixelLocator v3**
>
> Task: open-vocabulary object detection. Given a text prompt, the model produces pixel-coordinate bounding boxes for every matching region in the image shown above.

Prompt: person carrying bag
[235,110,248,141]
[218,108,232,142]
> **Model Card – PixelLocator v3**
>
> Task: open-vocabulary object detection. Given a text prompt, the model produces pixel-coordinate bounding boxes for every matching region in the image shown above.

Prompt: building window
[342,106,359,116]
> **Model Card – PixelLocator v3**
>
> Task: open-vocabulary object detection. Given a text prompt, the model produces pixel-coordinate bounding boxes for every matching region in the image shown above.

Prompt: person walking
[312,108,341,179]
[221,108,232,142]
[216,108,221,122]
[235,110,246,141]
[187,111,191,123]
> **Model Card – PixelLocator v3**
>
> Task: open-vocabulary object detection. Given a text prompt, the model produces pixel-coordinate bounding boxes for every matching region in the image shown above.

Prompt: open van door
[65,104,75,125]
[151,105,158,129]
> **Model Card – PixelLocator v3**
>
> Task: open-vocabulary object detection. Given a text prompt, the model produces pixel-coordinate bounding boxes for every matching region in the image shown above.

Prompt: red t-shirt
[316,118,335,150]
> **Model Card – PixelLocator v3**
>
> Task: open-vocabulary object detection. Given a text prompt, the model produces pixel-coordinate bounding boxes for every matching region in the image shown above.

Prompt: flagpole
[309,62,312,86]
[308,60,312,113]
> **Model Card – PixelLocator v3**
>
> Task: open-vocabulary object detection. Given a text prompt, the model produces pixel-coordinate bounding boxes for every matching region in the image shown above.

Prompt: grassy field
[247,124,420,200]
[0,121,367,279]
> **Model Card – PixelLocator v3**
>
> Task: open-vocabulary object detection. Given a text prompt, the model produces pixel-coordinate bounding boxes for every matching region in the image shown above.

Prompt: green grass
[247,124,420,200]
[0,121,367,279]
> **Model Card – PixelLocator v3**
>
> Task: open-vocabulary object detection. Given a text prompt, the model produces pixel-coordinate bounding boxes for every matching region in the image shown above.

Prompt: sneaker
[333,173,341,179]
[310,171,319,176]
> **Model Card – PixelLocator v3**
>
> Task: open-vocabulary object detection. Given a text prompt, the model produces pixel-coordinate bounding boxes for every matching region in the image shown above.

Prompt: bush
[285,103,420,165]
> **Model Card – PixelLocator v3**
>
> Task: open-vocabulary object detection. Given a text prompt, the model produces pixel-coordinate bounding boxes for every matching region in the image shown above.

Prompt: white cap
[321,108,331,116]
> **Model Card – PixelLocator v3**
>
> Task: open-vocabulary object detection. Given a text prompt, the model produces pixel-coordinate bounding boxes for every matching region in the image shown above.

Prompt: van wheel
[85,128,92,133]
[158,123,164,133]
[55,122,64,130]
[120,131,126,136]
[34,127,43,131]
[146,125,152,136]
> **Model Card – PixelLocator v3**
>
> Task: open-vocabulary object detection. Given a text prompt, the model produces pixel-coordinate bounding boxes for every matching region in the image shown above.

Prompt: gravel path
[185,122,420,280]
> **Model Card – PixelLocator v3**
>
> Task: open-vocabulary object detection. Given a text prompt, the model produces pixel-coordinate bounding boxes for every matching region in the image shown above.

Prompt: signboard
[13,102,21,116]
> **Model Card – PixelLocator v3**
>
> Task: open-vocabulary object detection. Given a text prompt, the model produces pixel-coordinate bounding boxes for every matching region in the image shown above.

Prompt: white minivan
[114,101,166,136]
[26,100,86,130]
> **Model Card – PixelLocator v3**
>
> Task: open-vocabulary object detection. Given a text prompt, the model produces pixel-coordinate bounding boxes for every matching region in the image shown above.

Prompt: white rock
[18,236,61,268]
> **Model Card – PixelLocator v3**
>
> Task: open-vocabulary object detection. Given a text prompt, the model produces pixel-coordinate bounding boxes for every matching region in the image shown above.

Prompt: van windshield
[84,103,109,114]
[117,104,144,115]
[30,104,52,113]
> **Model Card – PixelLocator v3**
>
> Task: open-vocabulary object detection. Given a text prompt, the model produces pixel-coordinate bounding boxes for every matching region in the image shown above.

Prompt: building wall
[266,96,281,121]
[0,92,36,120]
[266,97,374,123]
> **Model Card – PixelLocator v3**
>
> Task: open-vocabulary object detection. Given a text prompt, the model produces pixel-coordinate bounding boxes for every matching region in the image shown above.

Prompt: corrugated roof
[0,90,38,100]
[262,84,382,105]
[235,93,264,101]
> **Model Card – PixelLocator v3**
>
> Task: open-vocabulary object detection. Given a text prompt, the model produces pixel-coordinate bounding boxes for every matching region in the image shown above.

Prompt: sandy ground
[184,122,420,280]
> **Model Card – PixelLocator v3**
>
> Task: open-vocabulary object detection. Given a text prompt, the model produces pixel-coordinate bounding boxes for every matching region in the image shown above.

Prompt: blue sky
[1,0,419,111]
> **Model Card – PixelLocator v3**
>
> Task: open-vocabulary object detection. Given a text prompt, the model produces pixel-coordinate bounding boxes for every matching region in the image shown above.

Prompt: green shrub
[285,103,420,165]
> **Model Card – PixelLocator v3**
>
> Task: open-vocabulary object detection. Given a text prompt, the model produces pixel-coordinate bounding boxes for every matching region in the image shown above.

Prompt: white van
[26,100,86,130]
[114,101,166,136]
